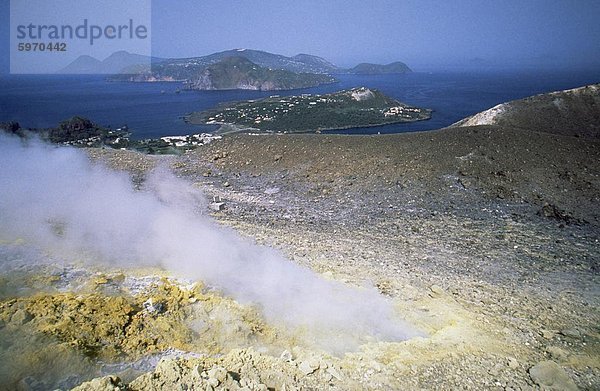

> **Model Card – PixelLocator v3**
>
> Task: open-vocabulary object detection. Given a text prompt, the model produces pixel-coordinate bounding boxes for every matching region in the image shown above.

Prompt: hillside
[291,53,339,72]
[184,56,336,91]
[349,61,412,74]
[186,87,431,132]
[453,83,600,139]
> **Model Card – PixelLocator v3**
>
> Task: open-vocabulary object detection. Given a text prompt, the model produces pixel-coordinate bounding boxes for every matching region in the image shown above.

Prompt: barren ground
[1,125,599,390]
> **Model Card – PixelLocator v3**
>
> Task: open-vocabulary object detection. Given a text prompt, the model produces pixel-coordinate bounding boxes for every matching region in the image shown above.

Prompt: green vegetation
[186,87,431,133]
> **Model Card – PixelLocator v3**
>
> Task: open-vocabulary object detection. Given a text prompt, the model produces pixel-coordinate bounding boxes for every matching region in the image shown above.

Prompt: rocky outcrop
[70,347,349,390]
[529,361,579,391]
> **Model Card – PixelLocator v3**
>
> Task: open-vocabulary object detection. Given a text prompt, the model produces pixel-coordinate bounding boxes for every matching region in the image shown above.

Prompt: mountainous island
[105,49,341,90]
[62,49,412,90]
[102,49,341,77]
[185,87,431,133]
[58,51,161,75]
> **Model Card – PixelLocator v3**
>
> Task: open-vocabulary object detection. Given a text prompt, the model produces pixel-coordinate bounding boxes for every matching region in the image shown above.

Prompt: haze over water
[3,0,599,73]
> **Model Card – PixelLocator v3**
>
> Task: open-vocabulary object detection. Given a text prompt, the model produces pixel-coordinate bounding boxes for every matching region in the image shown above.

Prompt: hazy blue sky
[1,0,600,72]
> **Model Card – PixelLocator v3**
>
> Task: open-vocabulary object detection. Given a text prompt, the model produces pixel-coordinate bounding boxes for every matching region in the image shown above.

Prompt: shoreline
[184,116,433,135]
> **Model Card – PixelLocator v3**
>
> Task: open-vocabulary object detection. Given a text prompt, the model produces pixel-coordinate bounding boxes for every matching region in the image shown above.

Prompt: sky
[1,0,600,72]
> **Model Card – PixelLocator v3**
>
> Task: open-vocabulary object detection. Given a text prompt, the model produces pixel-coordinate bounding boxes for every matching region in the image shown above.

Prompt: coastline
[183,115,434,135]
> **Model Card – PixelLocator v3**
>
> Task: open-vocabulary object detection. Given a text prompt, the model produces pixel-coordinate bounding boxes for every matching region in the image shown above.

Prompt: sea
[1,69,598,139]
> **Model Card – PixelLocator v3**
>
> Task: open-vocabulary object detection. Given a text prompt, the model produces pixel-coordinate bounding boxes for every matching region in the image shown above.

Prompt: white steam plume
[0,135,419,350]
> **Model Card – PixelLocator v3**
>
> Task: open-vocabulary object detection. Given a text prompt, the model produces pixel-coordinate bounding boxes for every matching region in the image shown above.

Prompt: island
[108,51,338,91]
[185,87,431,133]
[97,49,415,88]
[348,61,412,74]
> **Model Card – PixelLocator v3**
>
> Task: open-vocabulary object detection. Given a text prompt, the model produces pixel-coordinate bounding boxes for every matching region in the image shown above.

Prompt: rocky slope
[58,51,156,75]
[453,83,600,139]
[71,118,599,390]
[74,87,600,388]
[1,84,598,390]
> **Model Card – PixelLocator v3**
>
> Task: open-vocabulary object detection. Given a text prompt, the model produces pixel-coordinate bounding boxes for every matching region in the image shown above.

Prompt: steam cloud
[0,135,418,350]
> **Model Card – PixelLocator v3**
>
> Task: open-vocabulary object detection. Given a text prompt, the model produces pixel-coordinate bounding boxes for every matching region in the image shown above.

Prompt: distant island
[185,87,431,133]
[101,49,341,78]
[105,50,339,91]
[61,49,413,91]
[58,51,163,75]
[104,49,342,88]
[349,61,412,74]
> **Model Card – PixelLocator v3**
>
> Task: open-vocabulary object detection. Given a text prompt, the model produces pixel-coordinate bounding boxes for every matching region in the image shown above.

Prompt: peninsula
[185,87,431,133]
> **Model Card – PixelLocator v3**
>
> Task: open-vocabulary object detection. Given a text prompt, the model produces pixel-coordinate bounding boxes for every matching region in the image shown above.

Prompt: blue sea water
[0,70,598,139]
